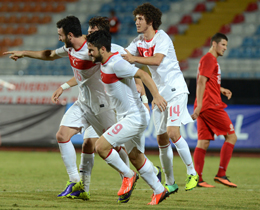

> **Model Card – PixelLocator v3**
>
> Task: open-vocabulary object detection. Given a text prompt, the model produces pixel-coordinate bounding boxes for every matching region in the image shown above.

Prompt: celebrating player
[122,3,198,193]
[3,16,129,200]
[87,29,169,205]
[191,33,237,188]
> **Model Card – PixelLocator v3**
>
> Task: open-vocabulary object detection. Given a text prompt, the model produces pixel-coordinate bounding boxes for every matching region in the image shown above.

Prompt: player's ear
[68,32,73,38]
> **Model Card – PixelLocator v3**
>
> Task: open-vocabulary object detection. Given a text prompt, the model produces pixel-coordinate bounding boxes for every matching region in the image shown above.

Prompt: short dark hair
[211,33,228,45]
[88,16,110,32]
[56,16,82,37]
[87,30,111,52]
[133,3,162,30]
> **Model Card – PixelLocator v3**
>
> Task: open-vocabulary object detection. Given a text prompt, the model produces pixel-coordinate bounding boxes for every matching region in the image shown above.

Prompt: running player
[191,33,237,188]
[122,3,198,193]
[50,16,160,202]
[3,16,129,200]
[87,29,168,205]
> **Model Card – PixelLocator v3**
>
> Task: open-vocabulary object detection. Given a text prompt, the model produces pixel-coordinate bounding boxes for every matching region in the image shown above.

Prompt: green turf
[0,151,259,210]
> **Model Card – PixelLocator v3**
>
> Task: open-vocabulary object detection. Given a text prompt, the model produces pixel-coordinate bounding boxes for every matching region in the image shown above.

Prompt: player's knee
[56,131,66,142]
[168,132,180,143]
[157,133,169,146]
[226,133,237,145]
[197,140,210,150]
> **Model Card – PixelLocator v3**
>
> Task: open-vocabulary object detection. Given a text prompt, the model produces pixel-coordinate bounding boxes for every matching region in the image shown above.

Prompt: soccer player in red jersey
[191,33,237,188]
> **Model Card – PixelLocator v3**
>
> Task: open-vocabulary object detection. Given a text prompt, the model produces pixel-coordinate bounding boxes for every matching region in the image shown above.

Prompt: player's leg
[194,139,215,187]
[95,135,136,196]
[56,125,83,197]
[215,132,237,187]
[198,108,237,187]
[57,102,89,198]
[128,146,169,205]
[194,110,216,187]
[153,108,178,194]
[166,94,197,191]
[167,126,198,191]
[67,126,98,200]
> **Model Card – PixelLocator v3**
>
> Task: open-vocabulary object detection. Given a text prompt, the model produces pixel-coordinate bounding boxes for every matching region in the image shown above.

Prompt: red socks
[217,142,234,177]
[193,147,206,182]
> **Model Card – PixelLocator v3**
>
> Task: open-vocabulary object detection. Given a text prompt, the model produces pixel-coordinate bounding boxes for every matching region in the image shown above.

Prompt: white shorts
[103,111,150,154]
[60,101,116,136]
[83,126,99,139]
[153,93,193,135]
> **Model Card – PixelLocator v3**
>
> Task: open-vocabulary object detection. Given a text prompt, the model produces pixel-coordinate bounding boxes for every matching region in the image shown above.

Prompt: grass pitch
[0,150,259,210]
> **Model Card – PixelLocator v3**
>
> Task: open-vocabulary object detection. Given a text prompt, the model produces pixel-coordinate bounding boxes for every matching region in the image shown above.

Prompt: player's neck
[143,27,156,41]
[73,36,86,50]
[209,47,218,58]
[102,52,113,64]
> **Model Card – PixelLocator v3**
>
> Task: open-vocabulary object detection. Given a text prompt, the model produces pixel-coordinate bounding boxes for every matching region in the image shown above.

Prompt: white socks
[159,143,175,185]
[174,137,196,175]
[79,153,94,192]
[105,149,133,178]
[58,140,80,182]
[117,146,130,180]
[138,159,164,195]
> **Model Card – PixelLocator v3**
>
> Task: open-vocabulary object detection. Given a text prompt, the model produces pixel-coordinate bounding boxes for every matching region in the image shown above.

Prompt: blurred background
[0,0,259,151]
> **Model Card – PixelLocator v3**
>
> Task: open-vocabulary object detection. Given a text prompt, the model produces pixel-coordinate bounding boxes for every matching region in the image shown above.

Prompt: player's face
[88,43,103,63]
[215,39,227,56]
[88,26,99,35]
[57,28,73,48]
[135,15,149,33]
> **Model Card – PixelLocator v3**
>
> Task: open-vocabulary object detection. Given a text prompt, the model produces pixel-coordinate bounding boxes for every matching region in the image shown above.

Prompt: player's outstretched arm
[122,49,164,66]
[3,49,60,61]
[220,87,232,100]
[134,69,167,112]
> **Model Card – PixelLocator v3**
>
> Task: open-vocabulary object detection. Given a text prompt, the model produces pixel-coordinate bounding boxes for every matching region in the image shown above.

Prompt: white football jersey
[56,41,110,115]
[100,52,146,118]
[126,29,189,101]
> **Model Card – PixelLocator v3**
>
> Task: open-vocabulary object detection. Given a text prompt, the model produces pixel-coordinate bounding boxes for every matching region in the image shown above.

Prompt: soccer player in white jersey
[87,29,169,205]
[51,16,160,202]
[3,16,129,200]
[121,3,199,193]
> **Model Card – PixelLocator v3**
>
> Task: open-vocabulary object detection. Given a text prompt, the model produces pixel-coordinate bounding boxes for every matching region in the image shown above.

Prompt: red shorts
[197,108,235,140]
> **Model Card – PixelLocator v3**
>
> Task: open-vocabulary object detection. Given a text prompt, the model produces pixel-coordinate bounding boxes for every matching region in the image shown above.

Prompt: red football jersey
[194,52,227,112]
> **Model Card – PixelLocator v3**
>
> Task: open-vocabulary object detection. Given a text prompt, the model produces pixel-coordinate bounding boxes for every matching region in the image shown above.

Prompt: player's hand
[3,51,24,61]
[51,87,63,104]
[121,49,135,63]
[221,87,232,100]
[136,84,142,93]
[191,107,201,120]
[143,103,150,113]
[152,95,167,112]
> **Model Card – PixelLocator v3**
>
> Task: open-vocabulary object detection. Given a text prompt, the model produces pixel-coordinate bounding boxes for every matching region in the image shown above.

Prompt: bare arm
[51,77,78,104]
[134,69,167,112]
[220,87,232,100]
[134,78,150,112]
[3,49,60,61]
[191,75,207,120]
[66,77,77,87]
[122,49,164,66]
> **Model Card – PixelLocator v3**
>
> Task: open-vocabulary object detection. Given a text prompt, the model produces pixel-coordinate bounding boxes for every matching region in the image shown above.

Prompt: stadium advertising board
[0,76,78,104]
[71,104,260,150]
[0,76,259,150]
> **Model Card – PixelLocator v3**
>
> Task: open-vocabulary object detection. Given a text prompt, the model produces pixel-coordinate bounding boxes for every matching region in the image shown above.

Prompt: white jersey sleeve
[111,43,126,55]
[126,37,140,56]
[113,59,139,79]
[153,33,169,56]
[55,46,69,57]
